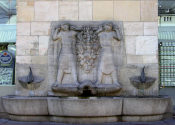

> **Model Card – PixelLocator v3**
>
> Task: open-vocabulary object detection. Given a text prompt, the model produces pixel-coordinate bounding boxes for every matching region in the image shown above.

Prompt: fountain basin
[2,96,48,116]
[122,96,172,122]
[123,96,172,115]
[48,97,122,116]
[1,95,172,123]
[130,76,156,89]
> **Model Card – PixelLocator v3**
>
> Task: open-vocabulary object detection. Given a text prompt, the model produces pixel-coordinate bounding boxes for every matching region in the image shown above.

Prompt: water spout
[129,66,156,96]
[27,67,34,84]
[140,66,146,83]
[18,67,44,92]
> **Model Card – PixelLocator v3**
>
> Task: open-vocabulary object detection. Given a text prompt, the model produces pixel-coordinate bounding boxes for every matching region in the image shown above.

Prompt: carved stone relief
[48,21,124,96]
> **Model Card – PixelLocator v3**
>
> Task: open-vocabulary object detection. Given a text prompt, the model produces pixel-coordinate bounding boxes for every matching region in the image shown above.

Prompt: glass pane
[159,0,175,86]
[0,0,16,24]
[0,0,16,85]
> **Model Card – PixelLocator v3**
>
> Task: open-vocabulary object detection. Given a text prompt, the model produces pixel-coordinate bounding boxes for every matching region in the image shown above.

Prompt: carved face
[61,24,69,31]
[103,23,112,31]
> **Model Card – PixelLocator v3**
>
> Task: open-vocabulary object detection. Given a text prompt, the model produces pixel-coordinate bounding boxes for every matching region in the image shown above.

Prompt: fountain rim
[2,95,170,100]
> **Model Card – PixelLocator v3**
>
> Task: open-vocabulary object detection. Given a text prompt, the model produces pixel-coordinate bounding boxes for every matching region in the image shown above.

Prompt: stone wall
[16,0,158,96]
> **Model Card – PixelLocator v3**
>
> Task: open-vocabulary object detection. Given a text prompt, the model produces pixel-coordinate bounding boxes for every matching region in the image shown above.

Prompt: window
[0,0,16,85]
[163,16,172,22]
[0,0,16,24]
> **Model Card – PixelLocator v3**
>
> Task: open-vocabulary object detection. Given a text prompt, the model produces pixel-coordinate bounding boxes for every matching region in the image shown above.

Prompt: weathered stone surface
[141,0,158,21]
[31,56,47,65]
[9,115,49,122]
[16,56,32,64]
[31,22,50,35]
[35,1,58,21]
[125,36,136,55]
[79,1,92,21]
[1,95,172,123]
[118,66,140,87]
[0,86,15,97]
[49,21,123,96]
[93,1,113,20]
[58,1,78,20]
[1,118,175,125]
[126,35,158,58]
[17,23,30,35]
[15,64,48,96]
[0,98,5,113]
[16,36,39,56]
[127,55,143,64]
[122,115,164,122]
[114,0,140,21]
[136,36,158,56]
[123,96,172,115]
[48,97,123,116]
[39,36,49,56]
[50,116,119,124]
[18,67,44,93]
[2,96,48,115]
[129,67,156,94]
[124,22,143,36]
[143,55,158,64]
[118,64,159,96]
[144,22,158,36]
[17,0,34,22]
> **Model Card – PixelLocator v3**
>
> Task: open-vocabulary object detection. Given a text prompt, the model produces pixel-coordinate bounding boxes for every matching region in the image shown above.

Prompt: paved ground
[0,118,175,125]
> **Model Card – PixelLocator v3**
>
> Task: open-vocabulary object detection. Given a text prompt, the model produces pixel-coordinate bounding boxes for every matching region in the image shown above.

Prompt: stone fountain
[1,21,173,124]
[18,67,44,96]
[130,66,156,96]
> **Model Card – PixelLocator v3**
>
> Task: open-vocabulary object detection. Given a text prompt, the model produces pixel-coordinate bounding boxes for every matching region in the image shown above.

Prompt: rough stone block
[125,36,136,55]
[114,0,140,21]
[124,22,143,36]
[0,86,15,98]
[16,36,39,56]
[48,97,123,116]
[16,56,32,64]
[79,1,92,21]
[118,66,140,87]
[122,115,164,122]
[39,36,49,56]
[123,97,172,115]
[31,22,50,35]
[143,55,158,64]
[144,22,158,36]
[50,116,119,124]
[141,0,158,21]
[93,1,113,20]
[15,64,49,96]
[127,55,143,64]
[136,36,158,55]
[30,49,39,56]
[35,1,58,21]
[17,23,30,36]
[9,115,49,122]
[2,96,48,115]
[17,0,34,22]
[31,56,48,65]
[58,1,78,20]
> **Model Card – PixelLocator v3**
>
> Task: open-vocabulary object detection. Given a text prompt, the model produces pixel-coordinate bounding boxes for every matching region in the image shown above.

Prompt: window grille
[159,41,175,86]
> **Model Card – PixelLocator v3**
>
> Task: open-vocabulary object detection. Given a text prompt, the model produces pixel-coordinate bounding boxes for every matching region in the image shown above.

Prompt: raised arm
[95,25,103,34]
[113,25,122,41]
[52,26,61,41]
[70,25,82,32]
